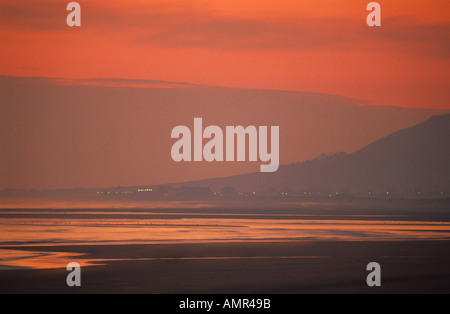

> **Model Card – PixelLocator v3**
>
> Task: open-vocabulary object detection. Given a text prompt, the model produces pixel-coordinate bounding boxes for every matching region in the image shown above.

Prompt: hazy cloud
[1,0,448,57]
[1,75,446,189]
[0,0,66,31]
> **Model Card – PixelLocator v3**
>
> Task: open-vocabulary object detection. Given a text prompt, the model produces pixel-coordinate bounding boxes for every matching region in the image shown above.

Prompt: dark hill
[182,114,450,193]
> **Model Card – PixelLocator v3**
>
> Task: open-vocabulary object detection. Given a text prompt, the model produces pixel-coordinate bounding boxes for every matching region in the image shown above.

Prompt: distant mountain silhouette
[183,114,450,193]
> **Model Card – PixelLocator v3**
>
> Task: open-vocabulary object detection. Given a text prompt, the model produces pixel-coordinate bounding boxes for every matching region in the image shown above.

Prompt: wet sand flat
[1,240,449,293]
[1,202,449,293]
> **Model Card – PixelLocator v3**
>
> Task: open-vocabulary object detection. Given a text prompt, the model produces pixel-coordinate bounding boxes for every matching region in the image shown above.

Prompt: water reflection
[1,202,449,269]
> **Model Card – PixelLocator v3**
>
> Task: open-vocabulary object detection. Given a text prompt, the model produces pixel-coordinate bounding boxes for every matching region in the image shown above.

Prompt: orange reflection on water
[2,203,450,270]
[0,249,93,270]
[1,218,449,247]
[0,248,328,270]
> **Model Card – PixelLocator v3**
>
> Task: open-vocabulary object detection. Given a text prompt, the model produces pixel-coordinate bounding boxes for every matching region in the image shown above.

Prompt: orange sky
[1,0,449,109]
[0,1,450,189]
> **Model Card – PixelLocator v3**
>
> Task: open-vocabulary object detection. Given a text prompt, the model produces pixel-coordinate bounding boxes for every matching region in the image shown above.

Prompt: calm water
[1,199,449,269]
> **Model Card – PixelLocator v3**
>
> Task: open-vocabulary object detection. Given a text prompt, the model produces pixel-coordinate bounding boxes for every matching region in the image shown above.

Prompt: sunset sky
[0,0,449,189]
[1,0,449,108]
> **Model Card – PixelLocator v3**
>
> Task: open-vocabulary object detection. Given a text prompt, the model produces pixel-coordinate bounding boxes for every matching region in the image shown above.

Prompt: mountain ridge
[178,113,450,193]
